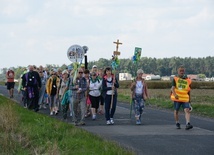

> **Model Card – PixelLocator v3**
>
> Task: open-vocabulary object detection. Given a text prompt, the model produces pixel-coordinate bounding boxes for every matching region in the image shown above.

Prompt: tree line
[1,56,214,80]
[88,56,214,77]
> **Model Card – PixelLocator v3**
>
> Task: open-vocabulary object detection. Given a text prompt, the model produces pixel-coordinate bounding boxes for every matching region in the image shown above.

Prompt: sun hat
[137,69,144,74]
[62,70,68,75]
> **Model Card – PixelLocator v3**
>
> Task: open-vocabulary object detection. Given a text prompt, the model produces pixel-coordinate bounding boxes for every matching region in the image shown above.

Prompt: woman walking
[102,67,119,125]
[46,69,60,115]
[130,69,149,125]
[88,72,102,120]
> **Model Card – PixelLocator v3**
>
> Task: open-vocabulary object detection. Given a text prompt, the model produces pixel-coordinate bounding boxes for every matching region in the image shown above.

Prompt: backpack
[61,90,70,105]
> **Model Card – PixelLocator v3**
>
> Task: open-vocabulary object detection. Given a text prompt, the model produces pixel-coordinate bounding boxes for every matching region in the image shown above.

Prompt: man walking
[71,68,87,125]
[22,65,41,112]
[171,65,193,130]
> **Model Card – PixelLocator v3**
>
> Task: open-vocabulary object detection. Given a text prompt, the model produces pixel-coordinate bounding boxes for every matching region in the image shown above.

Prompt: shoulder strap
[25,73,28,81]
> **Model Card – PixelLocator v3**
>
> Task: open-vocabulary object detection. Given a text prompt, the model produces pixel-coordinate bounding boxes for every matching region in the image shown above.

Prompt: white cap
[62,70,68,75]
[92,65,97,68]
[52,69,57,73]
[137,69,144,74]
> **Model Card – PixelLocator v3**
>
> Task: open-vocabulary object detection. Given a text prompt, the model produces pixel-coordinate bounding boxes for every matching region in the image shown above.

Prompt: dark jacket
[102,74,119,97]
[22,71,41,88]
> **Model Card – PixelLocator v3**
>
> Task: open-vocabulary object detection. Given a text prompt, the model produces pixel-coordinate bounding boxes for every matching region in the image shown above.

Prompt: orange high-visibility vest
[170,76,191,103]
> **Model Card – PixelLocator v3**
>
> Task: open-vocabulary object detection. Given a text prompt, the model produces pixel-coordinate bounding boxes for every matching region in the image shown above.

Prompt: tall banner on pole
[67,45,85,63]
[67,44,88,82]
[132,47,142,64]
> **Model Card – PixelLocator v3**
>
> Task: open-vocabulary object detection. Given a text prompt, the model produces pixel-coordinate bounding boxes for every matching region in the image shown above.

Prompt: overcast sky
[0,0,213,68]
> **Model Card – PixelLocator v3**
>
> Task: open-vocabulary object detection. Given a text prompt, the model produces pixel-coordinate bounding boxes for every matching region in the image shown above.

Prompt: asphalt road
[0,85,214,155]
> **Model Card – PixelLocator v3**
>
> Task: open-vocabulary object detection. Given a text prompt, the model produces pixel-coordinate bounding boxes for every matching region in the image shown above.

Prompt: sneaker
[92,114,96,120]
[136,120,141,125]
[98,110,104,115]
[110,118,114,124]
[55,111,58,115]
[70,112,73,117]
[106,120,111,125]
[185,123,193,130]
[50,111,53,115]
[176,123,181,129]
[34,108,39,112]
[78,121,86,126]
[43,105,47,109]
[73,121,78,126]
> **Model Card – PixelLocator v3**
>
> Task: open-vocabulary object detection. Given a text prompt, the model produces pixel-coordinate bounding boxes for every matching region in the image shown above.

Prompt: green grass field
[0,95,135,155]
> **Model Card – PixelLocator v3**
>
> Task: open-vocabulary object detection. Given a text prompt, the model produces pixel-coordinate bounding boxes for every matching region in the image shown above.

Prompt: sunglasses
[79,72,83,74]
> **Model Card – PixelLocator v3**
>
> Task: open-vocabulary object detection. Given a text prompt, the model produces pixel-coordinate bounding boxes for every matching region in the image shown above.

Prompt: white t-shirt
[135,80,144,95]
[106,77,114,95]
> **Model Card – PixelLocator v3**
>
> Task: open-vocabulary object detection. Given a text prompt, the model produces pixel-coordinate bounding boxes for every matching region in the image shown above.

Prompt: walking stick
[129,97,133,118]
[110,39,122,109]
[110,73,115,109]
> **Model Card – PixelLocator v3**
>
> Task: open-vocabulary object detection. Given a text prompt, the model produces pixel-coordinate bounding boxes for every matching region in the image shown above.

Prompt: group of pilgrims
[17,64,126,126]
[17,64,149,125]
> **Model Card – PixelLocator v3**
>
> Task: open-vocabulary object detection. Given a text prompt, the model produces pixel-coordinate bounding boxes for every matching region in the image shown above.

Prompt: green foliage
[1,56,214,80]
[198,74,206,78]
[191,104,214,118]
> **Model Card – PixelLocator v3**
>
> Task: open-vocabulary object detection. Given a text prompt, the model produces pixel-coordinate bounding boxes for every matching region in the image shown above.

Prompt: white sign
[67,45,85,63]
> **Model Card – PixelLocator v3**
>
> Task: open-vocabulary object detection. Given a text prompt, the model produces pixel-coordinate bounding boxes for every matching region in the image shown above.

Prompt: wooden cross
[113,39,122,56]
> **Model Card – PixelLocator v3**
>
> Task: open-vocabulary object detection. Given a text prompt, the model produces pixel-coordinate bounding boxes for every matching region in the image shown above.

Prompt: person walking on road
[102,67,119,125]
[130,69,149,125]
[58,70,70,119]
[46,69,60,115]
[38,71,47,109]
[71,68,87,125]
[171,65,193,130]
[22,65,41,112]
[88,72,102,120]
[6,67,15,98]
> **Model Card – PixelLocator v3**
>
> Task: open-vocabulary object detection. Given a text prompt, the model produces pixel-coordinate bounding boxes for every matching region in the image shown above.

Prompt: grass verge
[0,95,135,155]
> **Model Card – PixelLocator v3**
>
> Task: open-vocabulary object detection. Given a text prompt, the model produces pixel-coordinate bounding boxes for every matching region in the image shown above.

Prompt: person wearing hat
[71,67,87,125]
[88,72,102,120]
[58,70,70,119]
[130,69,149,125]
[91,65,98,75]
[46,69,60,115]
[6,67,15,98]
[67,65,73,78]
[21,65,41,112]
[80,63,85,70]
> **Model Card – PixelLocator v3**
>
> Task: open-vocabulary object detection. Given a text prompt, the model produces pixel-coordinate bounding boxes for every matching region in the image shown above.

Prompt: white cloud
[0,0,213,68]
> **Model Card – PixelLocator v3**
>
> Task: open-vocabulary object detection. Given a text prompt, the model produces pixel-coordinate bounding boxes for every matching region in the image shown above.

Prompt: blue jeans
[105,94,117,121]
